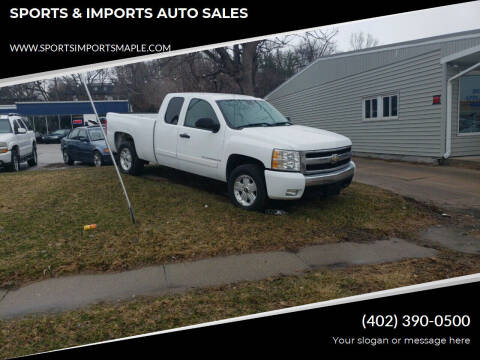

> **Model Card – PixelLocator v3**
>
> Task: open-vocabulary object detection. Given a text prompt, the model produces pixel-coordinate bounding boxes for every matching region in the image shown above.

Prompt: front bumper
[304,161,355,187]
[0,150,11,166]
[264,161,355,200]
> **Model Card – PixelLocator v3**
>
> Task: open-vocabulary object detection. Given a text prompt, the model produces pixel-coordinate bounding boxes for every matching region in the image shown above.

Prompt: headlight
[271,149,300,172]
[0,142,8,153]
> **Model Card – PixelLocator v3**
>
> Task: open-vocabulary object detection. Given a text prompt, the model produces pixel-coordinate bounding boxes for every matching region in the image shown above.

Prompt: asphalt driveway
[354,157,480,213]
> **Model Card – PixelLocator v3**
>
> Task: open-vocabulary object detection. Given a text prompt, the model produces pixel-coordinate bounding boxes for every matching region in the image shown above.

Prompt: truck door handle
[179,133,190,139]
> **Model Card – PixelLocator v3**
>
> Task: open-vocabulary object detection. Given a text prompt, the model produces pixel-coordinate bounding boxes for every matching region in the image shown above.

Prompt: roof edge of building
[265,28,480,100]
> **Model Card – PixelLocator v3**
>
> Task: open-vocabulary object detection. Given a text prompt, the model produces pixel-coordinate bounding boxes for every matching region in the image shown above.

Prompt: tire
[93,151,103,167]
[63,149,74,165]
[8,148,20,172]
[27,144,37,167]
[228,164,267,211]
[118,142,143,175]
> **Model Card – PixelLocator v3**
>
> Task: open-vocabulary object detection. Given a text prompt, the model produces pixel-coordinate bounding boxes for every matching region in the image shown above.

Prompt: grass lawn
[0,165,440,288]
[2,249,480,358]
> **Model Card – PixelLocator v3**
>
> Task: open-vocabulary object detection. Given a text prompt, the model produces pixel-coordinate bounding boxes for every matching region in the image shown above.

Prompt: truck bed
[106,112,161,162]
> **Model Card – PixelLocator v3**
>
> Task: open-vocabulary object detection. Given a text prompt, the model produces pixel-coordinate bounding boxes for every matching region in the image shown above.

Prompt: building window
[459,75,480,134]
[364,97,378,119]
[382,94,398,118]
[363,93,399,120]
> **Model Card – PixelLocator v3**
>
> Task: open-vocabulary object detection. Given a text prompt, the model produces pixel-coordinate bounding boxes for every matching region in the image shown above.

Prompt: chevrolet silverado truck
[106,93,355,210]
[0,114,37,172]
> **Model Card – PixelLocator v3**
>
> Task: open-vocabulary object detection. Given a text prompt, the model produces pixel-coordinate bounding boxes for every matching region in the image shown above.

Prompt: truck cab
[107,93,355,210]
[0,114,37,171]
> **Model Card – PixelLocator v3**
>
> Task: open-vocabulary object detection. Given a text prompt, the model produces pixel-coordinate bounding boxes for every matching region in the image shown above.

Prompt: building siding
[266,31,480,158]
[268,50,444,157]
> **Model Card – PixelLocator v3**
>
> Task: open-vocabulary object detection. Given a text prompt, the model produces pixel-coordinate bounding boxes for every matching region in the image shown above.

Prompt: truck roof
[166,92,262,101]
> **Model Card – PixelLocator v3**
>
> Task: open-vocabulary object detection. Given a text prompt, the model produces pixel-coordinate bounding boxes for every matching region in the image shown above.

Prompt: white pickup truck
[0,114,37,172]
[106,93,355,210]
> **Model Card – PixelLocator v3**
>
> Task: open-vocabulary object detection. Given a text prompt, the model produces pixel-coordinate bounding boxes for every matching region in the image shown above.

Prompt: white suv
[0,114,37,172]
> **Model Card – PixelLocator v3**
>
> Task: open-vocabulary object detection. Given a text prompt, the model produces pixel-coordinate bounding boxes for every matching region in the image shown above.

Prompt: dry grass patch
[0,166,439,287]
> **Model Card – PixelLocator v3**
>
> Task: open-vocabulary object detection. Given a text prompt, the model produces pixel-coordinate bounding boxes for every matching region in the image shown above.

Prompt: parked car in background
[35,131,44,143]
[0,114,37,171]
[43,129,71,143]
[61,126,111,167]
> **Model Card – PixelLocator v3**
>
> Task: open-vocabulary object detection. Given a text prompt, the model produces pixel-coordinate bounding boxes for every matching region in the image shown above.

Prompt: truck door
[176,98,225,180]
[18,119,33,155]
[12,119,29,157]
[153,96,184,168]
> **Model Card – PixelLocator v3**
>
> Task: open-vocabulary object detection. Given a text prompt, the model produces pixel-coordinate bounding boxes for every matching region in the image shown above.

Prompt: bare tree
[349,32,379,51]
[202,41,262,96]
[0,81,50,104]
[48,69,113,101]
[294,28,338,70]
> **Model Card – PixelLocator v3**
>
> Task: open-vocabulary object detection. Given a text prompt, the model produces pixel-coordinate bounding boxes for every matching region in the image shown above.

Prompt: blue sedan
[61,126,112,167]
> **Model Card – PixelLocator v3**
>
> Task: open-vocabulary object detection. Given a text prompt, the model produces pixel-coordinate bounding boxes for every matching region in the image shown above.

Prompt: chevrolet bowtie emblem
[331,154,339,164]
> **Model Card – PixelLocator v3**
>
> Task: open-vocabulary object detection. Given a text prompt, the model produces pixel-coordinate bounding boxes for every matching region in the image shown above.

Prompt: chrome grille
[301,146,352,175]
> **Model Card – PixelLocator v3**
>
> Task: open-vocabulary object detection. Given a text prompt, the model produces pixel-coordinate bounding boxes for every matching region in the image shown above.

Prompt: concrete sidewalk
[0,238,437,319]
[354,157,480,213]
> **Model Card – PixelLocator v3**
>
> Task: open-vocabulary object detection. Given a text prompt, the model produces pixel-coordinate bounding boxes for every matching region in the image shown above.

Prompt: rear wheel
[63,149,74,165]
[8,148,20,172]
[93,151,103,167]
[118,142,143,175]
[27,144,37,167]
[228,164,267,211]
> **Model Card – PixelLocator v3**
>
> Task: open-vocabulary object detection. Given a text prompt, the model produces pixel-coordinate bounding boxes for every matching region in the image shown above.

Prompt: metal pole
[81,75,136,224]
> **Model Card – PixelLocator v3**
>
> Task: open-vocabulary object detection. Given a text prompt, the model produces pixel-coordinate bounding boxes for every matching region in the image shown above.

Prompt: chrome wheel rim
[120,148,132,171]
[94,153,102,167]
[233,175,257,206]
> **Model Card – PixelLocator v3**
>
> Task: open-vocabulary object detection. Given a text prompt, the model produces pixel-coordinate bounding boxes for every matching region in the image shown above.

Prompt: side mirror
[195,118,220,133]
[285,116,291,121]
[17,127,27,134]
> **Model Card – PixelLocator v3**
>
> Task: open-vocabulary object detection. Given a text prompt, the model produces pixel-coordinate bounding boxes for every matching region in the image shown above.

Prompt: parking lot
[8,143,90,172]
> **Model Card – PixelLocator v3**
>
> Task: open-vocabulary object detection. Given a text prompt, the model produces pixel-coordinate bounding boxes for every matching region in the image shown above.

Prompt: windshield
[0,119,12,133]
[88,128,105,141]
[216,100,290,129]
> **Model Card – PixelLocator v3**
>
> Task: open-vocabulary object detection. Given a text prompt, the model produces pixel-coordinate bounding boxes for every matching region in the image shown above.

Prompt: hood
[0,133,15,144]
[241,125,351,151]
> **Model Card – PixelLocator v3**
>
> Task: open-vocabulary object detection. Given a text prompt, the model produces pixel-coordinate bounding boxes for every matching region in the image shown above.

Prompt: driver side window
[184,99,219,130]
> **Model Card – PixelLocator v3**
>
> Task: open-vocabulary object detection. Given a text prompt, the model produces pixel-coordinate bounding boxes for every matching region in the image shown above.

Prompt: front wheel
[27,144,38,167]
[118,142,143,175]
[63,149,73,165]
[8,149,20,172]
[228,164,267,211]
[93,151,103,167]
